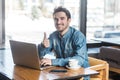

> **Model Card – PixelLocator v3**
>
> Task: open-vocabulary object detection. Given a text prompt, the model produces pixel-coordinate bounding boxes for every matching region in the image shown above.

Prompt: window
[4,0,120,46]
[87,0,120,41]
[87,0,104,40]
[5,0,80,43]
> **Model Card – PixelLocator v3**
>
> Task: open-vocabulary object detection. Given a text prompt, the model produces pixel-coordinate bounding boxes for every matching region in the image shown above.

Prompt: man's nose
[57,19,61,24]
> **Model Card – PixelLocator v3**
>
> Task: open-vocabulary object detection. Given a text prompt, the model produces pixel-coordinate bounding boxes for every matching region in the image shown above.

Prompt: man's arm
[38,32,52,58]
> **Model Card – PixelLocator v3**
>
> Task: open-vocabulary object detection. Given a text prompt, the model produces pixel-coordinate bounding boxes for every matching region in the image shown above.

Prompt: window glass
[87,0,120,41]
[87,0,104,40]
[5,0,80,43]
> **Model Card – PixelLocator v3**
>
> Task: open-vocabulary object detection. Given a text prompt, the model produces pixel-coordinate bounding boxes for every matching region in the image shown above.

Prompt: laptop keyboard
[40,65,53,70]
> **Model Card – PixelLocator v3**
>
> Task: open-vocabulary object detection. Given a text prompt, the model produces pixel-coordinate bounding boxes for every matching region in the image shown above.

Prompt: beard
[56,24,69,33]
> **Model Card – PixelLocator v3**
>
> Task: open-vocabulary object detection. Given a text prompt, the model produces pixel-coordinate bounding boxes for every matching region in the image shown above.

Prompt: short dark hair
[53,6,71,19]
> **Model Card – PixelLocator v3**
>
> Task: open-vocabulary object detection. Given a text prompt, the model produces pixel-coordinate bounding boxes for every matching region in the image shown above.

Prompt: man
[38,6,89,68]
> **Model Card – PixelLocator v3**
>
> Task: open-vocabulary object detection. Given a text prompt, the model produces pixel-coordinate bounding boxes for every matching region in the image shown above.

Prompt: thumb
[43,32,47,40]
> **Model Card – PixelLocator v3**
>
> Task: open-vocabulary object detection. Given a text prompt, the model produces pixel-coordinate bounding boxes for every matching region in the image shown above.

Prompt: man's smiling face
[53,11,71,33]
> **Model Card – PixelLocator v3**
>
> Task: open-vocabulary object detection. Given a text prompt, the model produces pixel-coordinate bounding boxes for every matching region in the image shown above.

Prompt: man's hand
[40,58,52,66]
[42,32,50,48]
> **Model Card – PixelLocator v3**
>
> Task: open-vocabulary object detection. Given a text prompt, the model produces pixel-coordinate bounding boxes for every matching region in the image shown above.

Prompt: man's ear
[68,18,71,23]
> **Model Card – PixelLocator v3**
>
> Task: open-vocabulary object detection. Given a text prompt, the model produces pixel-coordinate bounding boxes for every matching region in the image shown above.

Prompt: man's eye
[54,18,58,21]
[61,17,64,20]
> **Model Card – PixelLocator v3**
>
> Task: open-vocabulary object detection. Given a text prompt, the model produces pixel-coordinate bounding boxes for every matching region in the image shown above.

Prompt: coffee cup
[68,59,79,68]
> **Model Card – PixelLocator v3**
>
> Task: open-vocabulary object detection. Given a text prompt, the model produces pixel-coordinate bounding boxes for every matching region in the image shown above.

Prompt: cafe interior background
[0,0,120,79]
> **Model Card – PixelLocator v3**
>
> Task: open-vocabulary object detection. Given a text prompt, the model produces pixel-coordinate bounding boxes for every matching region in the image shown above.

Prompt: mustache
[56,24,64,26]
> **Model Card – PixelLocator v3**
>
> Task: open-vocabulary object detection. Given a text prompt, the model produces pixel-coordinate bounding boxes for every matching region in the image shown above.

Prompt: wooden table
[0,65,98,80]
[0,48,99,80]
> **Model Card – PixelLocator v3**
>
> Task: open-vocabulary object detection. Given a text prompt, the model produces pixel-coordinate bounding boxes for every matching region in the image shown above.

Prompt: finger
[43,32,47,40]
[45,40,50,47]
[43,63,49,66]
[40,59,45,65]
[40,60,48,66]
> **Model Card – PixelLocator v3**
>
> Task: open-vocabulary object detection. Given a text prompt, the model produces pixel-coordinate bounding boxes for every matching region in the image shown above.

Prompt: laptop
[9,40,52,70]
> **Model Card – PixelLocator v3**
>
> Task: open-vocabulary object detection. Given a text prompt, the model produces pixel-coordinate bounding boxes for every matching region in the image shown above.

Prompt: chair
[99,47,120,69]
[88,57,109,80]
[98,47,120,74]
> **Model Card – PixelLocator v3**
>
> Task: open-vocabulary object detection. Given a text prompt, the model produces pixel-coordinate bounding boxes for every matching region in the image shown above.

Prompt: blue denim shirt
[38,27,89,68]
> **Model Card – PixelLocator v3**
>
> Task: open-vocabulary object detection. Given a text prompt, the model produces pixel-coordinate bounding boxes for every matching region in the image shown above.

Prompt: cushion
[98,47,120,68]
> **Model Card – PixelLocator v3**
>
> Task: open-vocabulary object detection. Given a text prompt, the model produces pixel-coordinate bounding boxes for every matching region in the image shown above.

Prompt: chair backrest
[88,57,109,80]
[98,47,120,77]
[99,47,120,69]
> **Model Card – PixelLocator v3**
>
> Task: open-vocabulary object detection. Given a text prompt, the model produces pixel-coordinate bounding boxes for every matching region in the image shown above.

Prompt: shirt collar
[58,27,71,39]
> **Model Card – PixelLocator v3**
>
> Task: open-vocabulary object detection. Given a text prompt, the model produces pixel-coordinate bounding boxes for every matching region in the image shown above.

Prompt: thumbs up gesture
[42,32,50,48]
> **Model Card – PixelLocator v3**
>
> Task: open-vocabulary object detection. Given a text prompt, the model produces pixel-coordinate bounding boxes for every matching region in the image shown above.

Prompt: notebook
[9,40,52,70]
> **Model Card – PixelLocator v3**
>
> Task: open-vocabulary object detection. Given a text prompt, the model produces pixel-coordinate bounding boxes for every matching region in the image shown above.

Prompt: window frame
[80,0,102,48]
[0,0,5,44]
